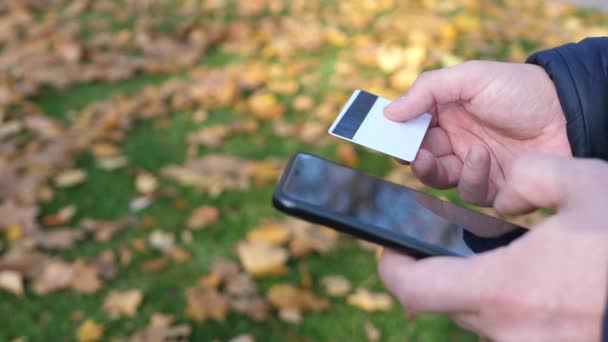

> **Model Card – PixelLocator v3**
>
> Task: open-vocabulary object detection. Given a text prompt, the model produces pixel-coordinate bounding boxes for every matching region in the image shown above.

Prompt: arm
[527,37,608,161]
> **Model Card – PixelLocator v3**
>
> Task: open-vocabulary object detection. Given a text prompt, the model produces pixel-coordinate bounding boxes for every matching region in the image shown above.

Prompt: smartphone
[272,152,528,258]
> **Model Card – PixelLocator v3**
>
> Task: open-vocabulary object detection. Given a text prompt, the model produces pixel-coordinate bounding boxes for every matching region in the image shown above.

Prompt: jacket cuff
[527,38,608,161]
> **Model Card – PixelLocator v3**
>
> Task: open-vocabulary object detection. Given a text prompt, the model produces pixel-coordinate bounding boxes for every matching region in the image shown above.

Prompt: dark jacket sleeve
[527,37,608,161]
[529,38,608,341]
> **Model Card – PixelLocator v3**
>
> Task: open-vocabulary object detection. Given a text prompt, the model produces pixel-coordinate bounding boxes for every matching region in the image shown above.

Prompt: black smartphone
[272,152,528,258]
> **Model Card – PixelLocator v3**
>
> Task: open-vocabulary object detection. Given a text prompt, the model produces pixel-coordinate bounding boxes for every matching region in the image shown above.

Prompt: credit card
[329,90,432,162]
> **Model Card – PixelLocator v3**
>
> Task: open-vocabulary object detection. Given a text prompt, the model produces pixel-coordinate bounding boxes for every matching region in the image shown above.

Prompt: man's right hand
[385,61,572,206]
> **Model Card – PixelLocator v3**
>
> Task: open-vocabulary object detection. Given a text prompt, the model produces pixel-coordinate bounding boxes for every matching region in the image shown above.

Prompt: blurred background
[0,0,606,341]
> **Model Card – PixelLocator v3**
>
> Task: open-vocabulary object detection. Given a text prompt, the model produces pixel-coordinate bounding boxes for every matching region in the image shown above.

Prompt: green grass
[1,43,477,341]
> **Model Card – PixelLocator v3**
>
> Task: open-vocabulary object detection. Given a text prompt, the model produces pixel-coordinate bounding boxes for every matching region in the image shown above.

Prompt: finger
[412,149,462,189]
[494,154,606,216]
[384,61,485,122]
[378,249,488,313]
[420,127,454,158]
[458,145,492,206]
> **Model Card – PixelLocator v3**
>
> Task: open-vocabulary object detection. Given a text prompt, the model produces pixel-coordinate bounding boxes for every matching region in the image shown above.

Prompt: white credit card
[329,89,432,162]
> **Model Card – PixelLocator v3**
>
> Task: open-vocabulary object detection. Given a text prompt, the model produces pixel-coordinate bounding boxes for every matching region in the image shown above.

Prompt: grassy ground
[0,48,475,342]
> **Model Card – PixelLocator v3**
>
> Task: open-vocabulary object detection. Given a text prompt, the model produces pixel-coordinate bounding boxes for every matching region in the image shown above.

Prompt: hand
[378,154,608,341]
[385,61,572,206]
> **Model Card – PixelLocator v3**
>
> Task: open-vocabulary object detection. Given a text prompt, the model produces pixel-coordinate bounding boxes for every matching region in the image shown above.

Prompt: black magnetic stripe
[332,90,378,139]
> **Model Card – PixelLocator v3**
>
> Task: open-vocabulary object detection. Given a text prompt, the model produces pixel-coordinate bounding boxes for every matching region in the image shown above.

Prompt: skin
[379,154,608,341]
[384,61,572,206]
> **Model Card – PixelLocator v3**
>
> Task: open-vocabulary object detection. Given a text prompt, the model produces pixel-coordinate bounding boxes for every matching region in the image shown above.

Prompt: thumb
[384,61,484,122]
[378,249,490,313]
[494,154,602,216]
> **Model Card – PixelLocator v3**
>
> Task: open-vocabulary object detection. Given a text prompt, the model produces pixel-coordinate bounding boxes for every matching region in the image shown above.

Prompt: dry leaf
[210,259,241,280]
[55,169,87,188]
[0,200,39,236]
[248,92,285,119]
[77,319,103,342]
[187,125,231,148]
[364,321,381,341]
[237,240,288,277]
[229,334,255,342]
[187,205,220,229]
[185,283,230,321]
[136,172,159,195]
[246,161,281,186]
[148,230,175,253]
[34,229,86,250]
[103,289,144,318]
[71,260,102,294]
[347,288,393,312]
[142,257,170,273]
[336,143,358,167]
[32,259,74,295]
[246,221,290,245]
[0,270,24,296]
[288,219,339,257]
[41,205,77,226]
[169,246,191,263]
[321,275,351,297]
[267,283,329,312]
[128,313,191,342]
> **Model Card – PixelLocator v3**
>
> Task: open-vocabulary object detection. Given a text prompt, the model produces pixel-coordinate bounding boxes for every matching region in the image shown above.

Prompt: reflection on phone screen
[284,154,527,256]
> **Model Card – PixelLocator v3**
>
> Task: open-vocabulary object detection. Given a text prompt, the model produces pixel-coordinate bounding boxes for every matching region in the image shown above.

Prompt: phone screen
[281,154,527,256]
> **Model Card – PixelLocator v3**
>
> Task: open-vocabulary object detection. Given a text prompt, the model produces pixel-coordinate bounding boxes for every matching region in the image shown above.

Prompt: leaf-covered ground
[0,1,606,341]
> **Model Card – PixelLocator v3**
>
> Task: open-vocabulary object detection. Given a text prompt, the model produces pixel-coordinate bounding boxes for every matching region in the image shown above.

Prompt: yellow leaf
[246,161,281,186]
[77,319,103,342]
[347,288,393,312]
[4,224,23,241]
[248,92,285,120]
[247,221,290,245]
[237,240,288,277]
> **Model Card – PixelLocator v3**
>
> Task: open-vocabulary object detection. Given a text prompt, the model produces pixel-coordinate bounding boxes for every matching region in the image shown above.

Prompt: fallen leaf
[32,259,74,295]
[187,125,231,148]
[187,205,220,229]
[321,275,351,297]
[34,229,86,250]
[248,92,285,120]
[55,169,87,188]
[103,289,144,318]
[246,161,281,186]
[169,246,191,263]
[0,270,24,296]
[267,283,329,312]
[71,260,102,294]
[287,219,339,257]
[81,216,137,242]
[246,221,290,245]
[237,240,288,277]
[148,230,175,253]
[229,334,255,342]
[136,172,159,195]
[76,319,103,342]
[41,205,77,226]
[185,283,230,322]
[128,313,191,342]
[0,200,39,236]
[364,321,381,341]
[336,143,358,167]
[142,257,170,273]
[278,308,302,324]
[347,288,393,312]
